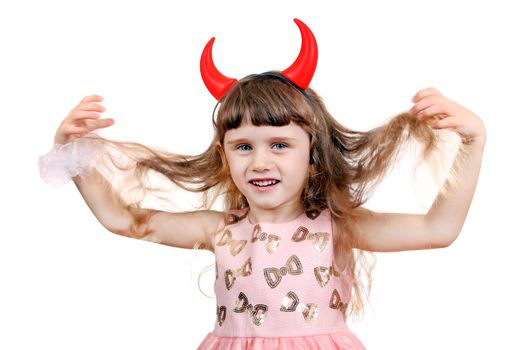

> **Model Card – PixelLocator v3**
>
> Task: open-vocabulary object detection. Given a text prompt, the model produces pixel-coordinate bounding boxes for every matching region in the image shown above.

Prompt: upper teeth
[252,180,278,187]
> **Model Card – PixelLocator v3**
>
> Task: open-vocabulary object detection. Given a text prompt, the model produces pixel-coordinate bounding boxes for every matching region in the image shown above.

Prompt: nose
[251,149,273,172]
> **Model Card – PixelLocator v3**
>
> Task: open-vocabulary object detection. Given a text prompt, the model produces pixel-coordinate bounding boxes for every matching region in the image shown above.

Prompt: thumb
[103,118,115,126]
[85,117,115,131]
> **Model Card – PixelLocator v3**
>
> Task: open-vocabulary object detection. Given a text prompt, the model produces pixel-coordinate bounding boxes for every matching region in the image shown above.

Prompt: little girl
[39,19,486,349]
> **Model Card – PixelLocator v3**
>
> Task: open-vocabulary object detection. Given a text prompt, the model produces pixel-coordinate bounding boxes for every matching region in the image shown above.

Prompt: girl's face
[222,120,311,217]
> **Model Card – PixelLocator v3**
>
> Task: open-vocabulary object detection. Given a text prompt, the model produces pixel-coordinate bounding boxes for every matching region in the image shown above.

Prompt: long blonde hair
[88,74,455,321]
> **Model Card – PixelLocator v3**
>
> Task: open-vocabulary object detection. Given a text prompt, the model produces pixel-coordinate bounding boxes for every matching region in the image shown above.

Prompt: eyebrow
[226,137,297,145]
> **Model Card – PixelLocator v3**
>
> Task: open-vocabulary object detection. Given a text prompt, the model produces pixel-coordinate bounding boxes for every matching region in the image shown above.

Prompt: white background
[1,0,524,349]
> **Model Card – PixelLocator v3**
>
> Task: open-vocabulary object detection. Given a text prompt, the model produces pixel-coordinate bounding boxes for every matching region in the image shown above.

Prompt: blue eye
[272,143,287,150]
[237,144,252,151]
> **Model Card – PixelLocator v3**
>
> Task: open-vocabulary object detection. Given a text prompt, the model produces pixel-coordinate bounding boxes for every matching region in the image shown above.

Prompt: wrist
[38,136,103,186]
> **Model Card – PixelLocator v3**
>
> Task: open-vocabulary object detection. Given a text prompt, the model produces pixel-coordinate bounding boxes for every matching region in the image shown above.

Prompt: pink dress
[197,209,366,349]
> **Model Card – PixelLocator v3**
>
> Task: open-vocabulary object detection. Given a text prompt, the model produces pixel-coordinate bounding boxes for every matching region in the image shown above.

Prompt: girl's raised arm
[73,166,222,251]
[50,95,222,251]
[352,88,486,252]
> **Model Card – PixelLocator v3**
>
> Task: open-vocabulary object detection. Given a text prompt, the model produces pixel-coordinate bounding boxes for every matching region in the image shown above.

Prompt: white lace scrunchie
[38,132,104,186]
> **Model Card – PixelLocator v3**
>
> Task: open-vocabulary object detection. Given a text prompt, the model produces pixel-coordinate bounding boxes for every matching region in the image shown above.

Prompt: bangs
[214,74,312,133]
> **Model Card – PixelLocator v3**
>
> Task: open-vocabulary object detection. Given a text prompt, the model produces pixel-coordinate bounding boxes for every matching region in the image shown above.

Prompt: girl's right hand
[54,95,115,145]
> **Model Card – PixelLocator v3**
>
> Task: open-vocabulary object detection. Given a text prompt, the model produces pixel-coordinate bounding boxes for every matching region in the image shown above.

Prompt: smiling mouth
[249,179,280,187]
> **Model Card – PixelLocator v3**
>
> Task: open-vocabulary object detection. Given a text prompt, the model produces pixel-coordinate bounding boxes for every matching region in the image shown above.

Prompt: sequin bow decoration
[216,305,226,326]
[251,224,281,254]
[263,254,304,289]
[280,291,319,323]
[216,229,247,256]
[224,257,252,290]
[329,289,349,316]
[314,263,341,288]
[291,226,330,252]
[233,292,268,326]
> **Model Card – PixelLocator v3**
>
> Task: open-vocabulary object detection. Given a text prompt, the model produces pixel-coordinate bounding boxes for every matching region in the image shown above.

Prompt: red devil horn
[200,37,238,100]
[281,19,318,90]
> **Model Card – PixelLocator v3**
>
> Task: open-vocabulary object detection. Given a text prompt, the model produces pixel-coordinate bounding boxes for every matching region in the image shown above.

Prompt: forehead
[223,120,309,143]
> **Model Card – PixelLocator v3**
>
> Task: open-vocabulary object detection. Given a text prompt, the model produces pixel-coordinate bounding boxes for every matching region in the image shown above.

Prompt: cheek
[226,160,245,183]
[286,154,310,184]
[297,150,311,172]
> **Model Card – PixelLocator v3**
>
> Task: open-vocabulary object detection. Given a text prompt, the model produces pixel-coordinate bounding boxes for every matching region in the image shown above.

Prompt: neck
[247,204,305,224]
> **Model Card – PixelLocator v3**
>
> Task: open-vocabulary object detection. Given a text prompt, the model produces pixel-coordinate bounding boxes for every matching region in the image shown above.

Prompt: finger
[69,110,102,121]
[80,95,104,103]
[409,96,440,116]
[60,119,113,141]
[411,87,444,103]
[430,116,458,130]
[415,104,449,121]
[85,118,115,131]
[77,102,106,113]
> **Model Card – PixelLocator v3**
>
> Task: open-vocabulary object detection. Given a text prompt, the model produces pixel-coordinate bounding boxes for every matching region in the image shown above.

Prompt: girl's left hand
[409,87,487,147]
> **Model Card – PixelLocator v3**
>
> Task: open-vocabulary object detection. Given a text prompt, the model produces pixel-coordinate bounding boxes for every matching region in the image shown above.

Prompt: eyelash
[236,143,288,151]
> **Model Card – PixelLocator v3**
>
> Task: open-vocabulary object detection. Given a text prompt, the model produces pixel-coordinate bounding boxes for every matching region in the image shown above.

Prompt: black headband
[246,71,308,96]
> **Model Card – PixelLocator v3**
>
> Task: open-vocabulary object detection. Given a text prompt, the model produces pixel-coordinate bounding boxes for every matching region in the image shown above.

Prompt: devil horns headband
[200,18,318,100]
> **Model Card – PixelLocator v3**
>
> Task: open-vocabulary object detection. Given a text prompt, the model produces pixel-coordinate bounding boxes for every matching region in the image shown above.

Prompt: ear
[215,142,224,156]
[215,142,229,170]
